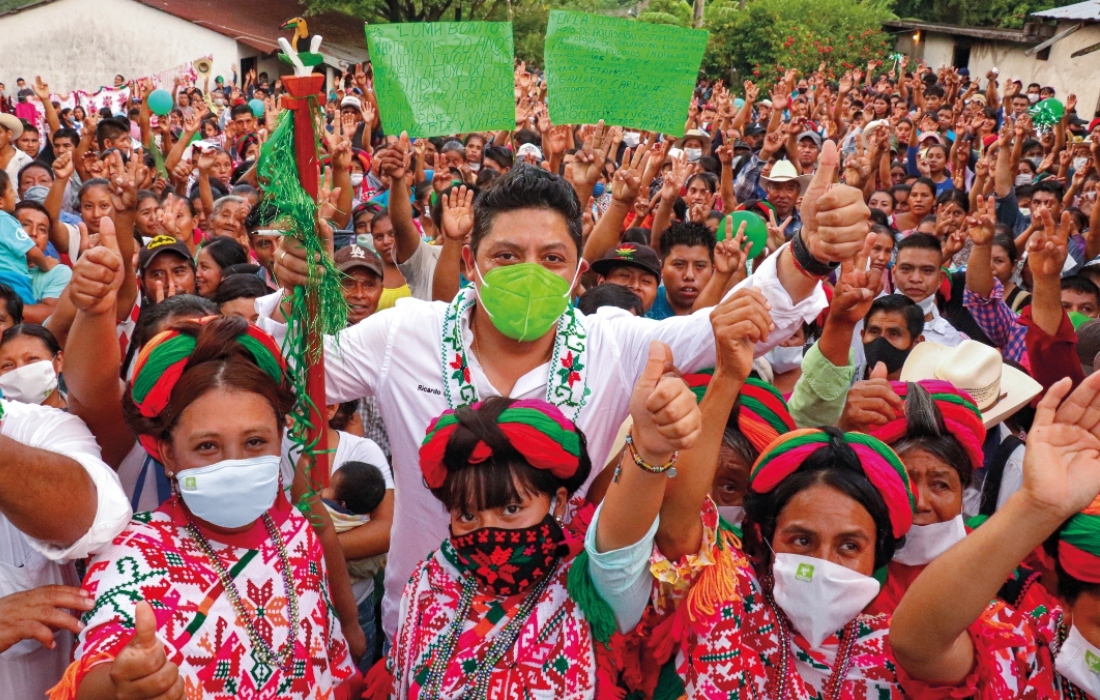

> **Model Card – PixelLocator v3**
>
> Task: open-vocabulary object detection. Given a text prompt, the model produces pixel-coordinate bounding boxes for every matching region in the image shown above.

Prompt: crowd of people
[3,47,1100,700]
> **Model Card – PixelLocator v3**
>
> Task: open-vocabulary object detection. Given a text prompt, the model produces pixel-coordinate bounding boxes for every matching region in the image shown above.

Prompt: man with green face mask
[260,139,871,646]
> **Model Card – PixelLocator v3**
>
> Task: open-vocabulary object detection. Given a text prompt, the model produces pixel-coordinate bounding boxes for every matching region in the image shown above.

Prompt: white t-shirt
[255,241,828,639]
[279,431,392,489]
[0,400,131,700]
[397,240,442,302]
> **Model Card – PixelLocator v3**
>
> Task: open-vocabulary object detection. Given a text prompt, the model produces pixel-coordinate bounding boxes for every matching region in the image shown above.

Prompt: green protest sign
[544,11,708,137]
[365,22,515,137]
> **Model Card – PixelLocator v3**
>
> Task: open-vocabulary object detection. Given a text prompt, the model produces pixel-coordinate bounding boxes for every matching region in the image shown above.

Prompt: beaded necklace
[763,580,859,700]
[1054,617,1091,700]
[185,514,301,673]
[420,558,560,699]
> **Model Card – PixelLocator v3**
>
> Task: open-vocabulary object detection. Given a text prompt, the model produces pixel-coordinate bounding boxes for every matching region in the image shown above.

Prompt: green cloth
[786,342,855,429]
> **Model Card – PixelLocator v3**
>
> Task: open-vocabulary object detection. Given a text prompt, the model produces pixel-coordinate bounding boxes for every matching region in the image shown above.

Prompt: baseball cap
[340,95,362,110]
[797,130,822,147]
[589,242,661,281]
[334,243,383,277]
[138,235,194,272]
[516,143,543,161]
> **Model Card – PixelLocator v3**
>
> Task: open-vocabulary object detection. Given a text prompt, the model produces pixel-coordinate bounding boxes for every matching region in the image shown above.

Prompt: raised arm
[105,151,144,324]
[31,76,61,144]
[379,133,421,265]
[45,152,75,254]
[656,290,767,561]
[431,186,473,303]
[581,138,648,263]
[63,217,134,469]
[890,373,1100,685]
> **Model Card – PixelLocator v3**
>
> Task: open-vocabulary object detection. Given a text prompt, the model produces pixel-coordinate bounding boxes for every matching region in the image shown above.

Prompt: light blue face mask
[176,455,280,529]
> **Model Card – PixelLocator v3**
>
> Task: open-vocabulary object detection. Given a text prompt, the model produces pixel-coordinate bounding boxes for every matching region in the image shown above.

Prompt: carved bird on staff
[278,17,324,75]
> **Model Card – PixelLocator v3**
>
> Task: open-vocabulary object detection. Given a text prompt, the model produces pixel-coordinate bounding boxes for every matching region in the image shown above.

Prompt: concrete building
[886,0,1100,116]
[0,0,369,93]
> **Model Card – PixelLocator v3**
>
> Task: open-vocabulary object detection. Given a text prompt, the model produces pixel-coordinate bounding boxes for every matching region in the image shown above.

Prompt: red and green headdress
[129,318,287,460]
[749,428,917,539]
[1059,497,1100,583]
[869,380,986,470]
[419,399,583,489]
[682,371,796,455]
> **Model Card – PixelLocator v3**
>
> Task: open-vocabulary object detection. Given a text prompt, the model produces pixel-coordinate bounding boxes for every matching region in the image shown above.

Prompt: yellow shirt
[377,283,411,311]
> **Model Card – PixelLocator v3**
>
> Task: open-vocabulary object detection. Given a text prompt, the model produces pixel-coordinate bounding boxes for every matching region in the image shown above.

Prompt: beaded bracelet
[614,431,677,483]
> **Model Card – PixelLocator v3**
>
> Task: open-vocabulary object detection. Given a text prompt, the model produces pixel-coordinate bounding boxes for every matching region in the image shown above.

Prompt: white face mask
[717,505,745,526]
[1075,157,1090,173]
[1028,93,1040,104]
[915,293,937,316]
[350,173,364,187]
[772,553,881,649]
[766,345,804,374]
[0,360,58,404]
[177,455,280,529]
[684,147,703,162]
[1056,624,1100,696]
[893,514,966,566]
[622,132,641,148]
[1016,174,1034,187]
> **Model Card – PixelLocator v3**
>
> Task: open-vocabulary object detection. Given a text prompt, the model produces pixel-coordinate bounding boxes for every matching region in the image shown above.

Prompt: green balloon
[1029,98,1064,128]
[718,211,768,256]
[147,89,174,117]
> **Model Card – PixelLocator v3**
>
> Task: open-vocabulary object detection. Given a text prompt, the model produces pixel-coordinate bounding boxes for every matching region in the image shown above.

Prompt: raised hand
[628,341,703,464]
[1021,374,1100,522]
[831,232,882,325]
[377,132,410,182]
[801,140,872,264]
[966,194,996,246]
[839,362,903,432]
[0,585,92,653]
[32,75,50,101]
[570,120,608,190]
[714,219,750,275]
[441,185,474,241]
[711,287,772,383]
[108,601,183,700]
[766,209,793,252]
[52,151,74,181]
[70,216,123,315]
[1028,207,1072,279]
[107,151,147,213]
[661,150,690,200]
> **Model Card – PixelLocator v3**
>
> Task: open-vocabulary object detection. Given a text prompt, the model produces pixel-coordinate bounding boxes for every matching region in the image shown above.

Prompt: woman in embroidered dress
[584,290,917,699]
[50,316,356,700]
[890,373,1100,699]
[857,380,1051,616]
[391,340,701,700]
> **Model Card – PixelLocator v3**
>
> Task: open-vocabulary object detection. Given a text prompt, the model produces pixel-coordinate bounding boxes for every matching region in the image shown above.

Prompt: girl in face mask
[56,316,358,700]
[393,374,697,699]
[889,374,1100,700]
[0,324,63,408]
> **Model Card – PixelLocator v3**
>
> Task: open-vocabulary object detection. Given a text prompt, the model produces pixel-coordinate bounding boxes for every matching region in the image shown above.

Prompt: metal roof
[884,20,1037,43]
[1032,1,1100,21]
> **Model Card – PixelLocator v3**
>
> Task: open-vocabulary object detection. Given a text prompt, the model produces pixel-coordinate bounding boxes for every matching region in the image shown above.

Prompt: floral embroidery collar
[440,286,590,422]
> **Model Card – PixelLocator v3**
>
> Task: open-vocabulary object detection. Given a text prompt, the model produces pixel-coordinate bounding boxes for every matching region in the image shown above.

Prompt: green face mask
[475,262,577,342]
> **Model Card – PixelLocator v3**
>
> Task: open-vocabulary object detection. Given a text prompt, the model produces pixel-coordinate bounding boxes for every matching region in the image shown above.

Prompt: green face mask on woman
[474,262,578,342]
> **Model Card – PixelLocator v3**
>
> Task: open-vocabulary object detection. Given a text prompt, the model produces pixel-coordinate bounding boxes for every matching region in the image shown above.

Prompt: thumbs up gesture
[628,341,702,466]
[69,216,123,316]
[108,601,183,700]
[801,140,872,264]
[838,362,904,433]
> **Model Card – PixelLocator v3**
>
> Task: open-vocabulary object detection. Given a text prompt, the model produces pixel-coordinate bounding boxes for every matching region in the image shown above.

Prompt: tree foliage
[893,0,1080,29]
[703,0,895,80]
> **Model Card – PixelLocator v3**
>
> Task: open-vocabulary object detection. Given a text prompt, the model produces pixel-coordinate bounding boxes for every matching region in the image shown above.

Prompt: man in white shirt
[267,143,871,639]
[893,232,968,348]
[0,400,132,699]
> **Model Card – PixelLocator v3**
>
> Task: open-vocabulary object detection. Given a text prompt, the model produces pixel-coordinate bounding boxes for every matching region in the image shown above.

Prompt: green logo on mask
[476,262,575,342]
[183,476,197,491]
[795,563,814,582]
[1087,649,1100,674]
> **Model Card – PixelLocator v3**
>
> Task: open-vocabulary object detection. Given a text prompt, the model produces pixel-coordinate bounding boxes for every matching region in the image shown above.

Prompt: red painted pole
[281,74,330,489]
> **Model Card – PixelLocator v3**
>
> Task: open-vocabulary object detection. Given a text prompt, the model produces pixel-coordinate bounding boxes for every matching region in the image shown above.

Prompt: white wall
[896,22,1100,119]
[0,0,249,93]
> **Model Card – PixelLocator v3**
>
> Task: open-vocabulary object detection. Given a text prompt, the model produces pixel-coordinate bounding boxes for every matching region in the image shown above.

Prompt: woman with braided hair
[585,292,917,699]
[890,373,1100,699]
[50,315,357,700]
[390,340,701,700]
[862,380,1050,616]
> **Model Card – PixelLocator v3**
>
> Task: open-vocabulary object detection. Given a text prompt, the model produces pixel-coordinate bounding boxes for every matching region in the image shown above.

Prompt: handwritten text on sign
[365,22,515,137]
[545,11,708,137]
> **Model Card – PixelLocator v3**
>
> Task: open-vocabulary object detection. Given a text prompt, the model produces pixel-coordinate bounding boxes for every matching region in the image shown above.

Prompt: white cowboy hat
[760,160,812,195]
[0,113,23,140]
[900,340,1042,427]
